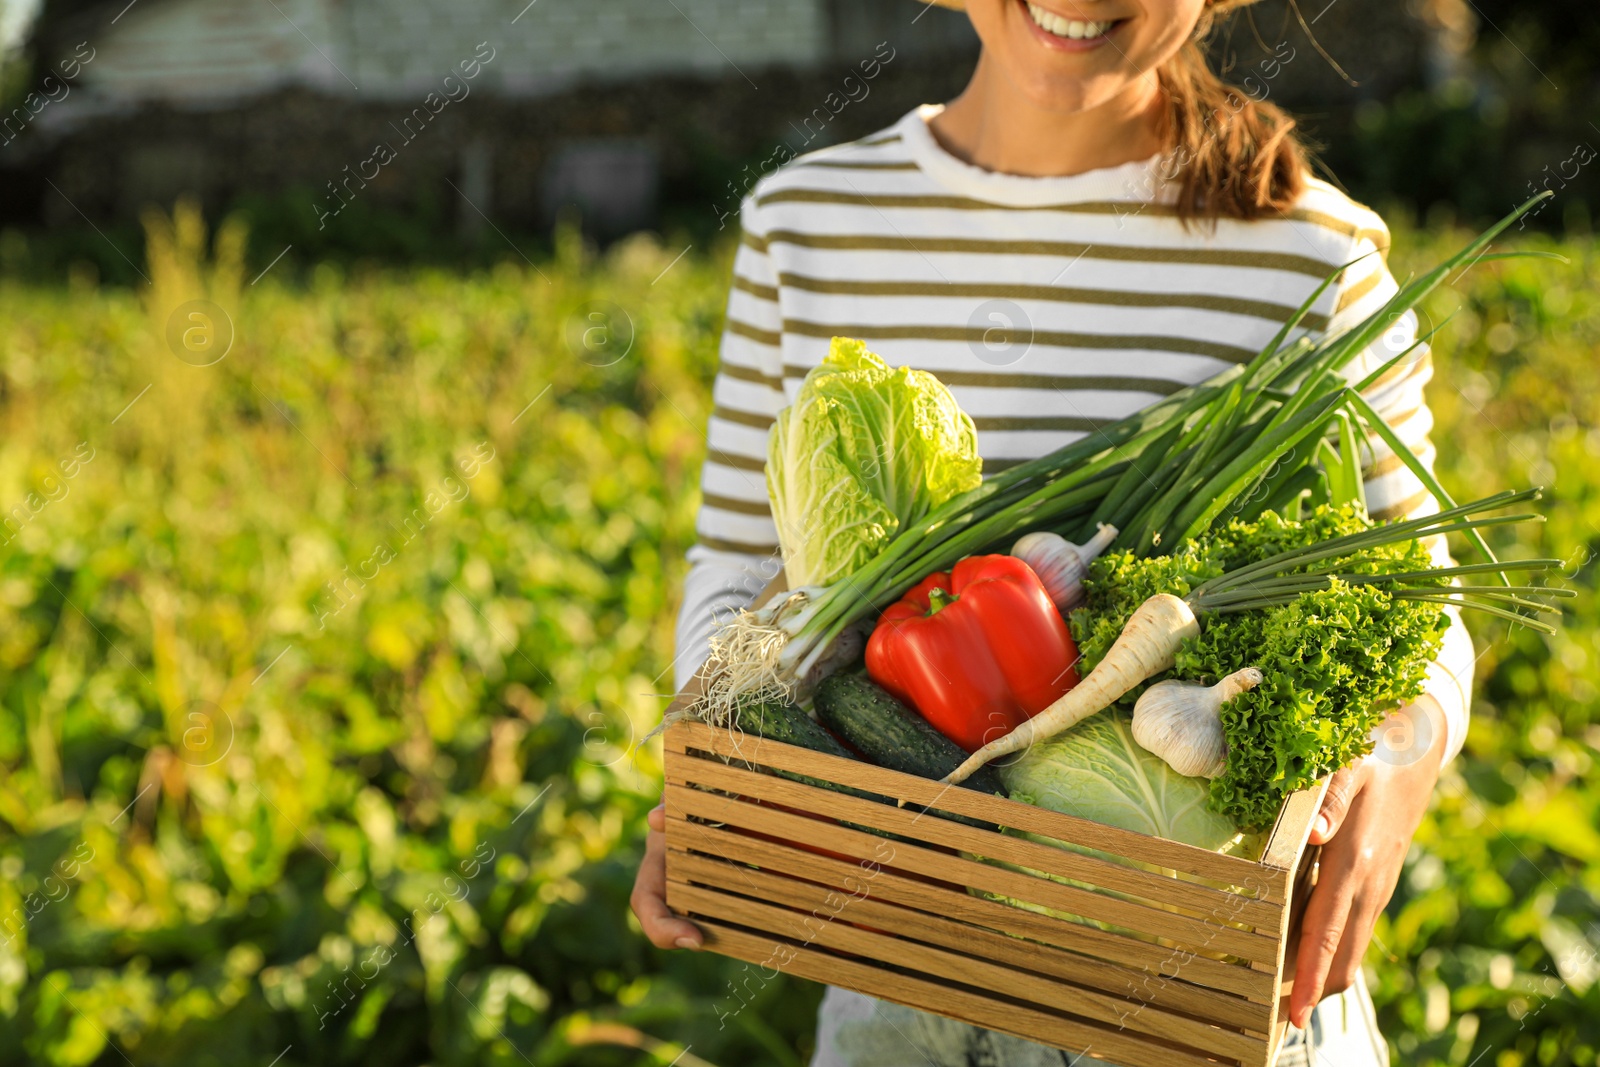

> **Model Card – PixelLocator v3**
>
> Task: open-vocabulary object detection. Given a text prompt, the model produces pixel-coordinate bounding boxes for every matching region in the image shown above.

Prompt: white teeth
[1026,2,1114,39]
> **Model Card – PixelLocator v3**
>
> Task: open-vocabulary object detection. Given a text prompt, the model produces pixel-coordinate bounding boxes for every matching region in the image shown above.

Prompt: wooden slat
[668,820,1277,1002]
[1287,844,1321,954]
[666,785,1280,964]
[694,917,1250,1067]
[1263,839,1322,1039]
[1260,778,1329,871]
[1255,776,1320,1051]
[672,881,1267,1062]
[670,849,1274,1031]
[668,719,1277,891]
[669,748,1282,929]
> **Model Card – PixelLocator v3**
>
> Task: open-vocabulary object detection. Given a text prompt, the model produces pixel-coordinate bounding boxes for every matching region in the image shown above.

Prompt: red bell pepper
[865,555,1080,753]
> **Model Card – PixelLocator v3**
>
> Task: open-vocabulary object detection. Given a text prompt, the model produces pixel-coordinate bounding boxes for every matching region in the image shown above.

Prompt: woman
[633,0,1476,1062]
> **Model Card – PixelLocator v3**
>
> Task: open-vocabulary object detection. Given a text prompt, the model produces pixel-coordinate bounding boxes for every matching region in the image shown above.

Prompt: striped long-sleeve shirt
[675,104,1475,761]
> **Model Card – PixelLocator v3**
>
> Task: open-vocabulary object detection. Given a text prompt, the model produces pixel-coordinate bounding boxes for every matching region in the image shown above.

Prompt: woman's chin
[1009,74,1137,117]
[995,25,1144,112]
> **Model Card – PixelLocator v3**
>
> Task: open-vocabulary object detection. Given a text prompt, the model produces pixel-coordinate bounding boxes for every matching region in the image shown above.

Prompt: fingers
[630,808,703,951]
[1322,875,1394,1002]
[647,802,666,833]
[1289,853,1357,1029]
[1308,764,1363,845]
[1321,905,1369,1001]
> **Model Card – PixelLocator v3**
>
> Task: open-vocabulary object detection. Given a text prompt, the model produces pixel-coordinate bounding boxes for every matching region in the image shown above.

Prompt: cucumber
[813,674,1009,798]
[727,696,879,804]
[730,696,853,760]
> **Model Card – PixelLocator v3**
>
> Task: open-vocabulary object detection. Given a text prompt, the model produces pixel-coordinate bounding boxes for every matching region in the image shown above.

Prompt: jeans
[809,972,1388,1067]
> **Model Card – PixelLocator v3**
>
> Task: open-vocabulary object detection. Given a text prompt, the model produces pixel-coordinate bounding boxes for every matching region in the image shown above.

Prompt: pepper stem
[926,586,958,615]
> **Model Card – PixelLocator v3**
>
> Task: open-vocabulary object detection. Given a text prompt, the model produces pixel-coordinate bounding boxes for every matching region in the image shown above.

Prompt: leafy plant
[0,220,821,1066]
[0,213,1594,1067]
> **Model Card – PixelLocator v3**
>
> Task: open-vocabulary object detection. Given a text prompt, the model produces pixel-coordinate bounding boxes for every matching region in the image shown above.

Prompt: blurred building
[2,0,976,235]
[1,0,1480,237]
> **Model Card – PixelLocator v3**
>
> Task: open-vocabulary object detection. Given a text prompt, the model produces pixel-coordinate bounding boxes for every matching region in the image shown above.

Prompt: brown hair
[1157,1,1309,225]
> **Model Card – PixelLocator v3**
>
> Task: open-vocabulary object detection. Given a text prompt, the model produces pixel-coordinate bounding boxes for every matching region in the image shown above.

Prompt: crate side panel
[666,819,1279,1003]
[672,881,1267,1062]
[668,719,1277,890]
[669,747,1281,928]
[670,848,1275,1032]
[666,778,1281,963]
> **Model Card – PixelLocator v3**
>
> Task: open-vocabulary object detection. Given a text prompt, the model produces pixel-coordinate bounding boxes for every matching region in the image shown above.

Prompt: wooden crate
[662,715,1325,1067]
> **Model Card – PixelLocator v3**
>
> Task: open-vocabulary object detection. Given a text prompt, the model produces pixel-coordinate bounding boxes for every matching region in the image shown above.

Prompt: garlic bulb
[1011,524,1119,613]
[1131,667,1263,779]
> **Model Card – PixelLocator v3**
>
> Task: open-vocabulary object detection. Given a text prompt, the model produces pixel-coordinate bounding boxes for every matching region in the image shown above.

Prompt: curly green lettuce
[1070,505,1449,831]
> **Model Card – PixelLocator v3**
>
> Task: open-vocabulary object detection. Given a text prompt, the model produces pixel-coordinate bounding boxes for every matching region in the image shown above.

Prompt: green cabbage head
[1000,710,1259,857]
[767,337,982,589]
[986,711,1261,942]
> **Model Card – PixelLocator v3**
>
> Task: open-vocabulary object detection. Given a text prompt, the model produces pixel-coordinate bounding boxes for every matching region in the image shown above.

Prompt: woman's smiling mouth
[1022,1,1124,49]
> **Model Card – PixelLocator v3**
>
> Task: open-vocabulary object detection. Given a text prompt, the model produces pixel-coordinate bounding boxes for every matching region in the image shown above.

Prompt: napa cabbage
[767,337,982,590]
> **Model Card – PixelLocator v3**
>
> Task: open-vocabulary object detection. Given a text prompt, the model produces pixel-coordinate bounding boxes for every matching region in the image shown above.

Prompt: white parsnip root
[943,593,1201,785]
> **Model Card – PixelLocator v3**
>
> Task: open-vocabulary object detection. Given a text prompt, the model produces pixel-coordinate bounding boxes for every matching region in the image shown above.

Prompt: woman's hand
[1289,696,1446,1027]
[630,801,703,950]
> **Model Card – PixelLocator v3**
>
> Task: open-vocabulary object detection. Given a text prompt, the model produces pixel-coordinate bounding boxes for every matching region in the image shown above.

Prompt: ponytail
[1157,2,1309,225]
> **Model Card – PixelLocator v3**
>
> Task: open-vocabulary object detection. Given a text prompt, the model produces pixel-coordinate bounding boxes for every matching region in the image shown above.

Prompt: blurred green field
[0,207,1596,1067]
